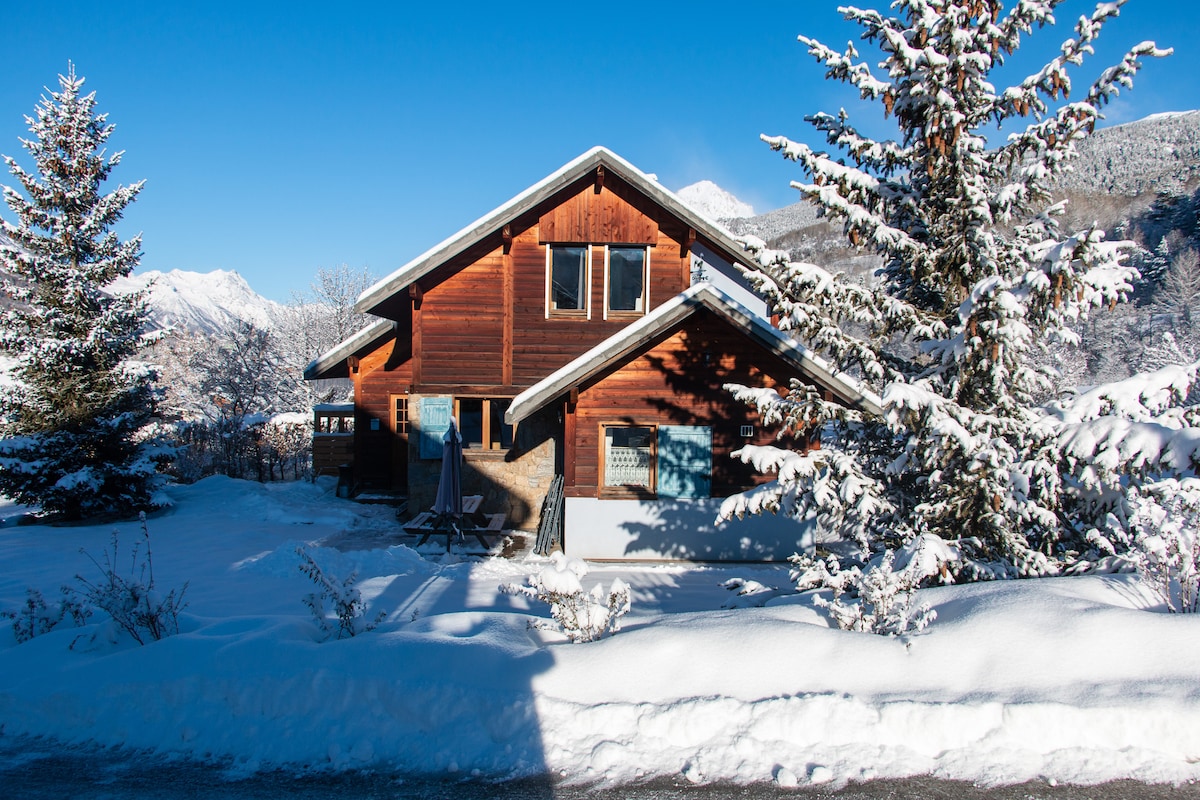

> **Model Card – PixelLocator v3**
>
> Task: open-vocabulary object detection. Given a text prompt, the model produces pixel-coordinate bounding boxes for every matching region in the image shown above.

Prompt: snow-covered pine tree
[724,1,1173,575]
[0,66,168,519]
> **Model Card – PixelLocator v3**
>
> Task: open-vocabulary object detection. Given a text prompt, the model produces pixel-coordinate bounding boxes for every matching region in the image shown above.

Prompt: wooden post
[410,285,423,386]
[502,231,514,387]
[563,391,578,487]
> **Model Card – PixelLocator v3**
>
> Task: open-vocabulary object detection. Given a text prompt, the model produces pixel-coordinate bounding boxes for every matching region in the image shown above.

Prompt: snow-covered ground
[0,476,1197,790]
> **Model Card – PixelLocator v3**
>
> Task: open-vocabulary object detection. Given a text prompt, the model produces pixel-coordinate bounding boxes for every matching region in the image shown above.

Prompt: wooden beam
[502,232,514,386]
[501,224,513,255]
[411,295,423,385]
[347,355,360,374]
[563,399,577,487]
[568,386,579,411]
[594,165,605,194]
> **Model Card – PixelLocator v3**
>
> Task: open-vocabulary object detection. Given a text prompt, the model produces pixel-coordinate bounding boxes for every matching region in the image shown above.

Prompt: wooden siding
[565,308,815,498]
[312,435,354,477]
[358,170,693,397]
[510,201,689,386]
[347,168,710,495]
[353,333,414,489]
[417,254,506,387]
[539,177,657,244]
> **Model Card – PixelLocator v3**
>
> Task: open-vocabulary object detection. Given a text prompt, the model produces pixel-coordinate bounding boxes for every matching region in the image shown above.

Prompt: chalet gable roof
[505,283,883,425]
[355,146,758,319]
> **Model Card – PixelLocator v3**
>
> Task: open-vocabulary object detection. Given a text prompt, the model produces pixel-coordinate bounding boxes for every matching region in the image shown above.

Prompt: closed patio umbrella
[432,417,463,524]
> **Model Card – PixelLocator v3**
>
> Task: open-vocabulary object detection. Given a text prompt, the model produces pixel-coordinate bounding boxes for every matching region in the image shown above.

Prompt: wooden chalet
[305,147,879,560]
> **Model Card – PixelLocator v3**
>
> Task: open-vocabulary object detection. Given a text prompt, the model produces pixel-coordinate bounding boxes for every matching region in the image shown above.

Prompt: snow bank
[0,476,1197,788]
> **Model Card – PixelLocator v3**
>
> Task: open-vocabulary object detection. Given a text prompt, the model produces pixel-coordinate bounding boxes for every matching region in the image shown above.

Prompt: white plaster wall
[563,497,814,562]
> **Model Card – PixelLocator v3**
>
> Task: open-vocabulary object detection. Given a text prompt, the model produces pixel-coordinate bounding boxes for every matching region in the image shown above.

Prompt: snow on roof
[302,318,395,381]
[505,283,882,425]
[355,146,757,318]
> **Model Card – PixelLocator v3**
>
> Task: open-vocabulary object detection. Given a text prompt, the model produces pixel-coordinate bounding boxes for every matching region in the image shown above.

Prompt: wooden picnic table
[403,495,506,551]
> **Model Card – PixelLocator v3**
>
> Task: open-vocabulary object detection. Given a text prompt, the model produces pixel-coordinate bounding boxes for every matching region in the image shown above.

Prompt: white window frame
[545,244,592,319]
[603,245,649,319]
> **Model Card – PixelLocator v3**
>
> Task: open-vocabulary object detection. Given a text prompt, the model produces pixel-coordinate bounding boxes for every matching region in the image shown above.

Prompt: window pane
[394,397,409,433]
[459,398,483,448]
[604,426,653,488]
[608,247,645,312]
[489,399,514,450]
[551,246,587,311]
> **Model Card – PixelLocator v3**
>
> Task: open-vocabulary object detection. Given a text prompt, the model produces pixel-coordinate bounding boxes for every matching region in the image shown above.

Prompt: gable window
[547,244,591,317]
[605,246,648,316]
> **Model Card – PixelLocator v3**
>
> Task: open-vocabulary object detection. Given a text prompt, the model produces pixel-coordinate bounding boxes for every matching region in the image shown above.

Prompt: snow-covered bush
[812,551,937,637]
[296,547,385,640]
[73,515,188,645]
[1127,480,1200,613]
[1,587,90,644]
[501,553,630,643]
[788,545,938,637]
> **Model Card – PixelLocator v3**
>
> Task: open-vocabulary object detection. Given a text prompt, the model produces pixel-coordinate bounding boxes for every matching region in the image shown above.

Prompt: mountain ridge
[110,268,286,335]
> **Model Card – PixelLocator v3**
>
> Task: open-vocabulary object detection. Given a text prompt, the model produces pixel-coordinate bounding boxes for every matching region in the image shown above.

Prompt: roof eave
[505,284,882,425]
[303,318,395,381]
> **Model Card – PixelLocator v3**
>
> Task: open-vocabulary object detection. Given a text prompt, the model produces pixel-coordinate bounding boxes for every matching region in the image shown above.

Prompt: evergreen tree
[1141,236,1172,287]
[0,66,167,519]
[724,1,1173,575]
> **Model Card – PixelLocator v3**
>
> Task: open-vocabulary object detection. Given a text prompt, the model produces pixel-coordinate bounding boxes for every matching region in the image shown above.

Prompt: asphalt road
[1,737,1196,800]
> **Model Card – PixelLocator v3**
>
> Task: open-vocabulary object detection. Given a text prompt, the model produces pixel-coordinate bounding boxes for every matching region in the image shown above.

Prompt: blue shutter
[418,397,453,459]
[657,425,712,499]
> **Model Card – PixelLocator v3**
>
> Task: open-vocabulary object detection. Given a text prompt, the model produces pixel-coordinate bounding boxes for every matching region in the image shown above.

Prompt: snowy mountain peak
[109,268,285,335]
[676,180,755,221]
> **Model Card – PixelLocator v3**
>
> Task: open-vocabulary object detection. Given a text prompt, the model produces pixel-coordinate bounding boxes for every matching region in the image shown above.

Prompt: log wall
[565,308,816,498]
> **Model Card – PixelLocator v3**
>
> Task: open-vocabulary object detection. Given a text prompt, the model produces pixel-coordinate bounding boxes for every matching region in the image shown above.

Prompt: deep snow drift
[0,476,1197,789]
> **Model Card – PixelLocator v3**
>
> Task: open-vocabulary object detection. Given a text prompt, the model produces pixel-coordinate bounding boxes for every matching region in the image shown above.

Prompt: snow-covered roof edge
[303,318,395,381]
[355,146,756,317]
[505,283,883,425]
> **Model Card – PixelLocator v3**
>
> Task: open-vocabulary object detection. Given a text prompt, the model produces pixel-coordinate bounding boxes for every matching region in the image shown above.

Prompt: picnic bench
[402,495,507,551]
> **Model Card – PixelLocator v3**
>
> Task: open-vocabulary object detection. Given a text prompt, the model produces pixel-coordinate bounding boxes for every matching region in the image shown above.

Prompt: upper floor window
[606,246,648,316]
[547,244,591,317]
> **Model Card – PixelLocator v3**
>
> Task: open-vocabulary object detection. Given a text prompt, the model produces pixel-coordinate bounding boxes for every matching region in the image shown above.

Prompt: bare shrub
[73,514,189,645]
[296,547,385,640]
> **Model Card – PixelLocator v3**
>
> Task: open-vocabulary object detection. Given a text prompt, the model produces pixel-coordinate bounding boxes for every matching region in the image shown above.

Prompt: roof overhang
[303,318,395,381]
[505,284,883,425]
[355,146,760,319]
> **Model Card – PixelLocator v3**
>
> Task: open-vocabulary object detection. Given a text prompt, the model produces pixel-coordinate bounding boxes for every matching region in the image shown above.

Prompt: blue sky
[3,1,1196,302]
